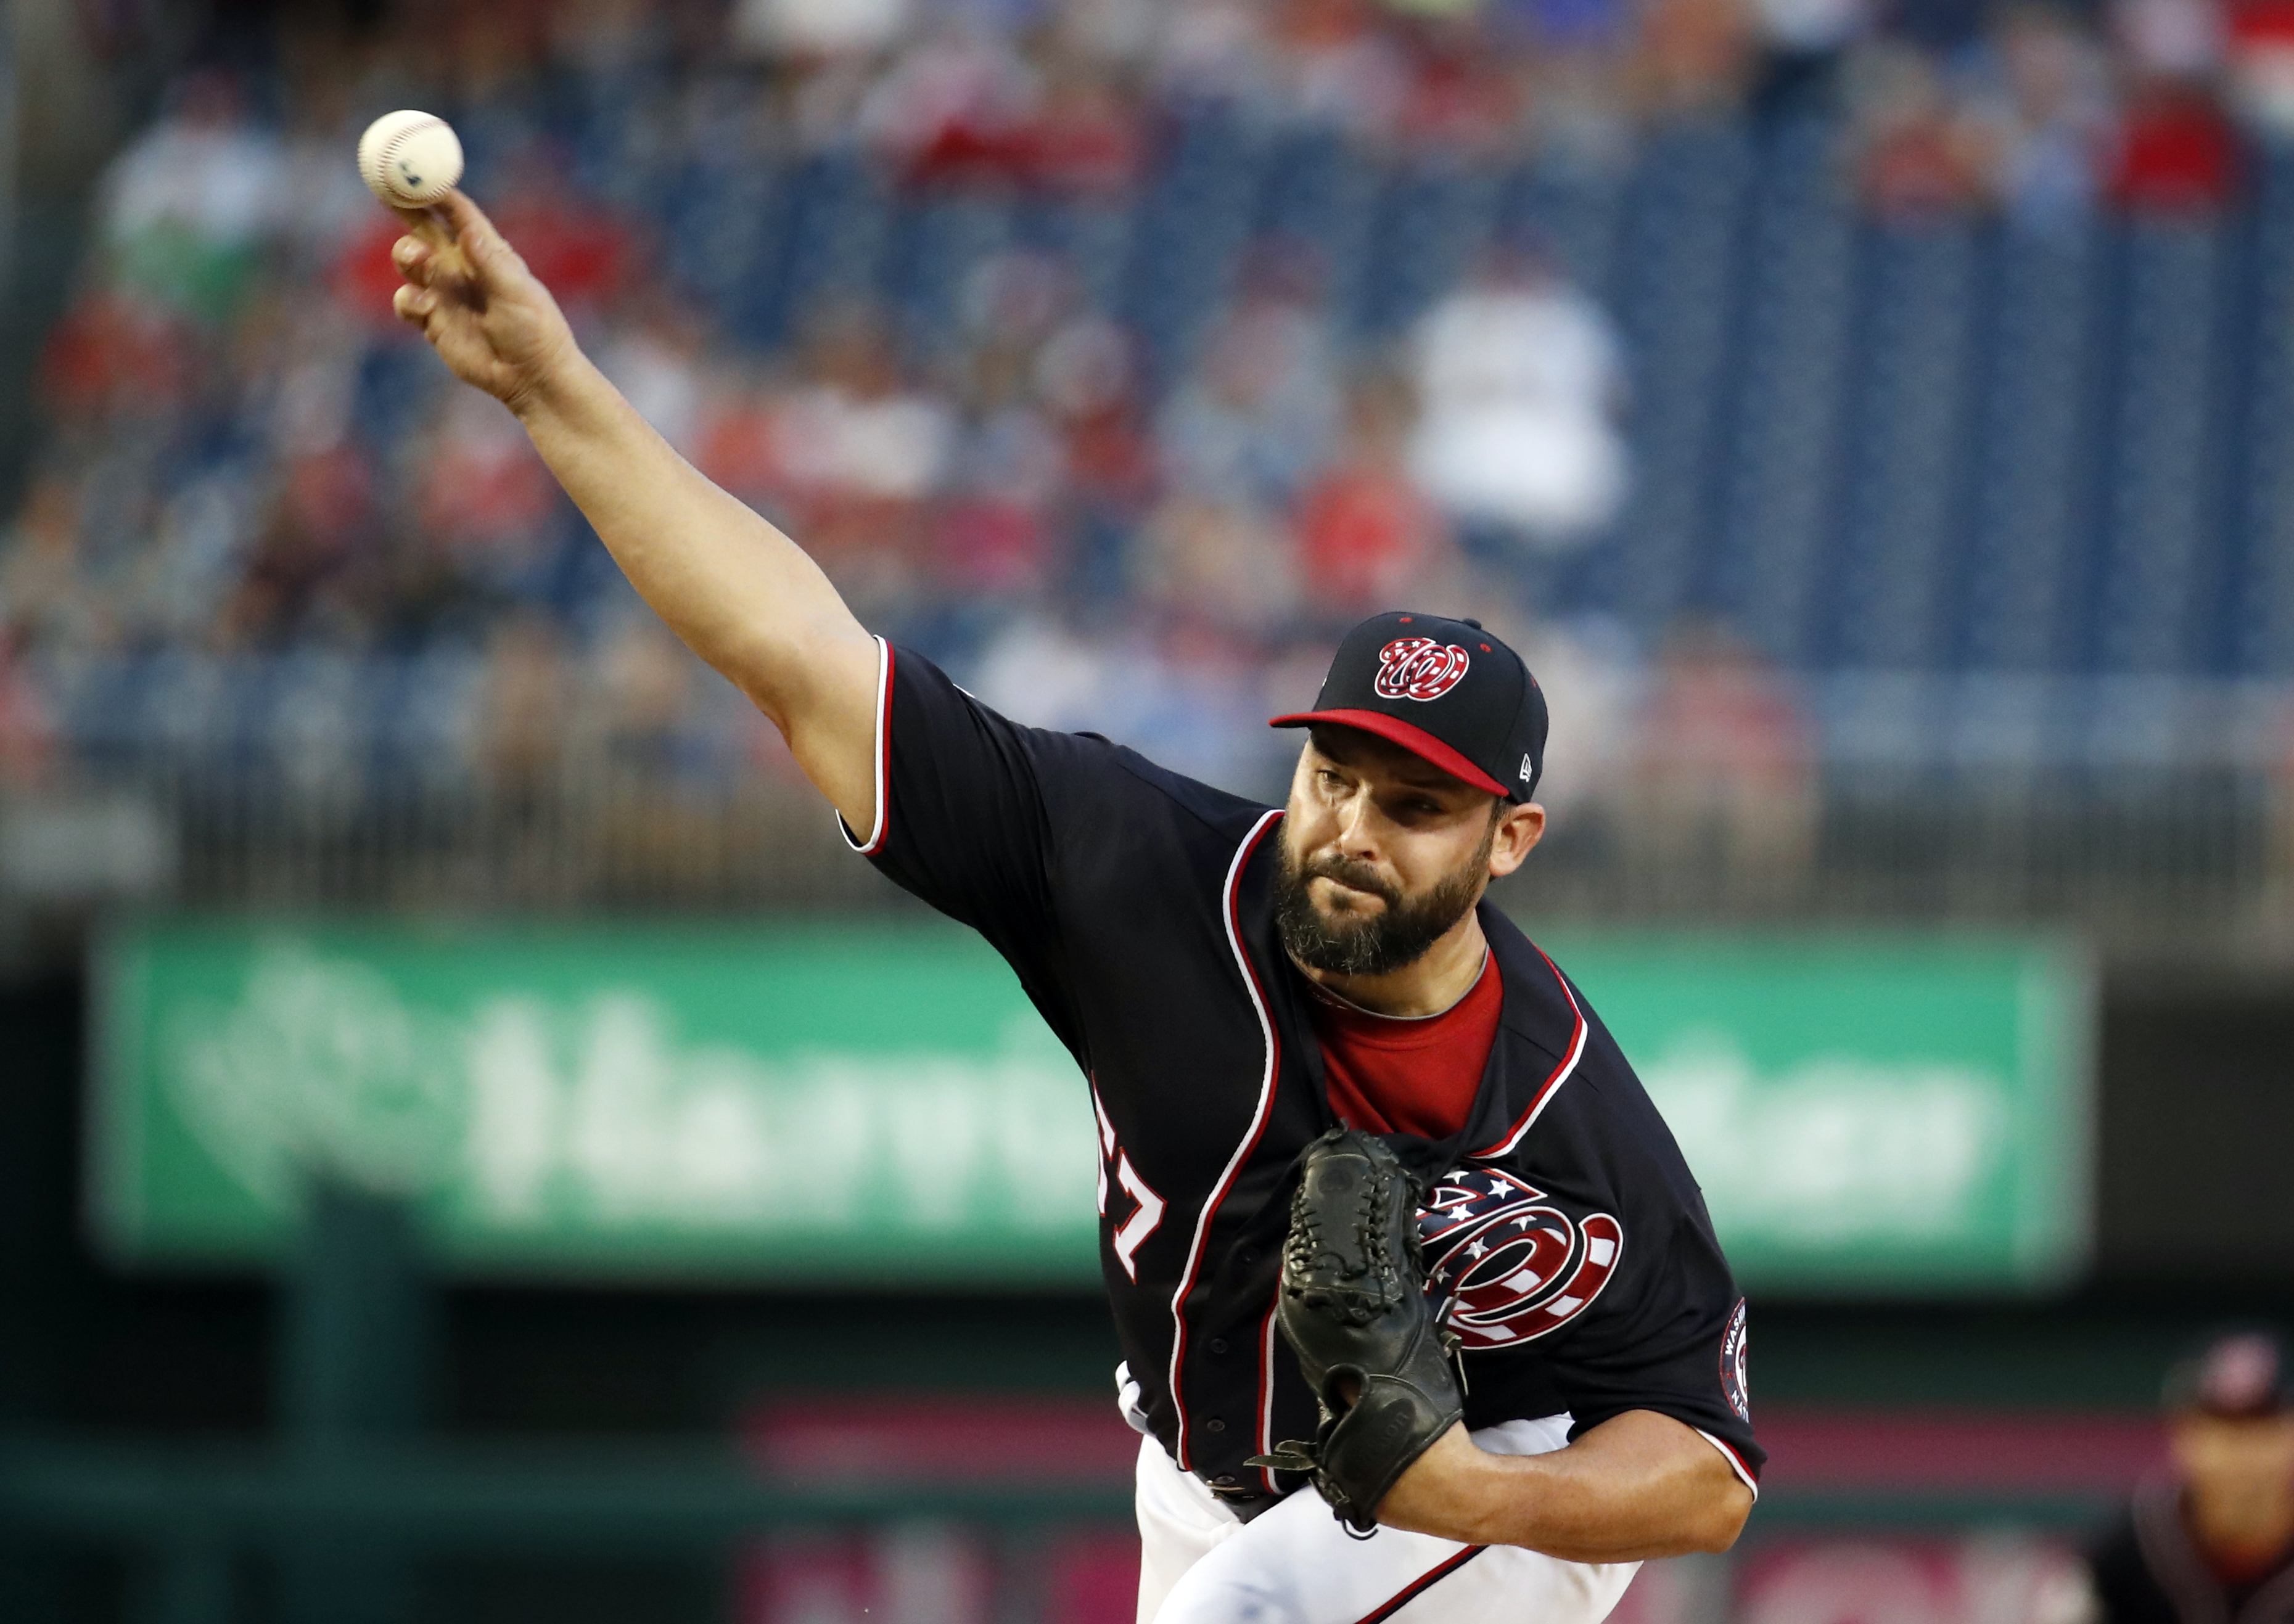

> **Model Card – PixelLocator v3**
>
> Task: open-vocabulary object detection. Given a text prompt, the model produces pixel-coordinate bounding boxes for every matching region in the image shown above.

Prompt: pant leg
[1145,1418,1640,1624]
[1135,1433,1245,1624]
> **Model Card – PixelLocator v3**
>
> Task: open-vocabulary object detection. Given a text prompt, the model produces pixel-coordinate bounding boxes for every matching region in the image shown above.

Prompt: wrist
[505,335,599,425]
[1445,1442,1536,1546]
[1376,1425,1526,1544]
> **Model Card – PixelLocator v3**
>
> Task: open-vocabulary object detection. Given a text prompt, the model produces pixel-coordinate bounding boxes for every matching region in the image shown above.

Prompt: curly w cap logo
[1416,1167,1622,1348]
[1373,637,1471,702]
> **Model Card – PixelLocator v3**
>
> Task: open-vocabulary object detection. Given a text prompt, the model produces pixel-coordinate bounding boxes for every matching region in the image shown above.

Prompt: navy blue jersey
[843,641,1764,1502]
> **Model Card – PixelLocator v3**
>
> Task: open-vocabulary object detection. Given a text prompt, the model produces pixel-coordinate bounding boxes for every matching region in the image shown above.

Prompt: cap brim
[1268,708,1511,798]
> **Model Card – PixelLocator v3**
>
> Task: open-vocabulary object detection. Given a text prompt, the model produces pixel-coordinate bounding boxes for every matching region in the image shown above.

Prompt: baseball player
[389,193,1761,1624]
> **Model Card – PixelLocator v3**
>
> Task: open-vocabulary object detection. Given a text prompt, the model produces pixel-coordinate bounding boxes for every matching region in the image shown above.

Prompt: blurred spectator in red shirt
[1294,369,1457,623]
[2107,81,2244,209]
[484,150,631,313]
[1393,15,1527,156]
[861,19,1041,191]
[2107,0,2244,211]
[1021,47,1145,196]
[39,292,195,431]
[1852,43,1991,221]
[1039,316,1157,519]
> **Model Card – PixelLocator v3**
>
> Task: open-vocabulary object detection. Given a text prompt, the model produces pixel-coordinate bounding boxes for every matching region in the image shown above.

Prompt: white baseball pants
[1134,1417,1639,1624]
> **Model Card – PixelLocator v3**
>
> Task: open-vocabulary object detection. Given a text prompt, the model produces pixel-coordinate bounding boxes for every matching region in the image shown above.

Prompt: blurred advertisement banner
[91,921,2088,1289]
[93,919,1100,1281]
[1548,933,2093,1290]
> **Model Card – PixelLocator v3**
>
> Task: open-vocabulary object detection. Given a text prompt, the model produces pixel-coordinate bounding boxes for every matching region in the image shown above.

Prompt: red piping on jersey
[1168,808,1285,1474]
[1352,1544,1487,1624]
[846,636,895,858]
[1465,944,1586,1161]
[1697,1429,1761,1499]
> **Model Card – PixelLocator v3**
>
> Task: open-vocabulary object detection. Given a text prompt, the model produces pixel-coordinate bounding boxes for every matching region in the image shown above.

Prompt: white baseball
[357,110,464,207]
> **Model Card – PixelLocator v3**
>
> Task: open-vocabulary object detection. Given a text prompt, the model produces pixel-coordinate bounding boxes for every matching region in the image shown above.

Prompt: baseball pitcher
[389,192,1760,1624]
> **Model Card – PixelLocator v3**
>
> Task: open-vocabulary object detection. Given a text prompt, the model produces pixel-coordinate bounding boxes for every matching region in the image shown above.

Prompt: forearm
[390,192,881,827]
[1377,1411,1753,1562]
[510,355,870,731]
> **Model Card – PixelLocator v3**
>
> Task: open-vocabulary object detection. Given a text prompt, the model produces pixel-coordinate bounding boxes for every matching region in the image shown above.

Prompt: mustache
[1299,851,1400,908]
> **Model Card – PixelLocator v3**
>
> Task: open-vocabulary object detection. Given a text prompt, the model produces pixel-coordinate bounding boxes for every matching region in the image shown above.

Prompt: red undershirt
[1304,952,1503,1139]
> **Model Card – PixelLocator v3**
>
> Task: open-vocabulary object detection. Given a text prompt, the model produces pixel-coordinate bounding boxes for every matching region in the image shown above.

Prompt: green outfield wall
[90,918,2090,1292]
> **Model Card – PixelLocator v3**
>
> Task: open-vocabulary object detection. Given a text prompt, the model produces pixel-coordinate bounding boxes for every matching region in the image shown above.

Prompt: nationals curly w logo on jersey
[1373,637,1471,702]
[1416,1168,1624,1348]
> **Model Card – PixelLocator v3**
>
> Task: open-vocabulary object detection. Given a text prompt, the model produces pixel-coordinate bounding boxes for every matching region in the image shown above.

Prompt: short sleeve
[837,640,1143,1052]
[1544,1208,1764,1494]
[843,637,1085,938]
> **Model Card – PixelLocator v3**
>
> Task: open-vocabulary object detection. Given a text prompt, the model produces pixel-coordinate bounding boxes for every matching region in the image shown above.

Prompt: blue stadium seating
[1822,220,1980,670]
[1598,119,1747,631]
[1955,223,2098,673]
[2230,142,2294,677]
[1709,114,1857,666]
[2087,219,2227,675]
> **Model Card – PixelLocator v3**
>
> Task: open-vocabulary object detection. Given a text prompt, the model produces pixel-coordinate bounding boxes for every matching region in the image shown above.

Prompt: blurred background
[2,0,2293,1619]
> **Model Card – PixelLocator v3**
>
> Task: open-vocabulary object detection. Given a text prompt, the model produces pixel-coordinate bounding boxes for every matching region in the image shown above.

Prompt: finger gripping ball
[358,110,464,207]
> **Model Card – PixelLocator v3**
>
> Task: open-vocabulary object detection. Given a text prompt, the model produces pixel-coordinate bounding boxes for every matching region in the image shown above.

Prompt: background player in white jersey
[388,189,1759,1624]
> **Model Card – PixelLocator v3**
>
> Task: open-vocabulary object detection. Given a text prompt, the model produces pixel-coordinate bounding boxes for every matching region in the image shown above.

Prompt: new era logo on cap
[1269,612,1548,802]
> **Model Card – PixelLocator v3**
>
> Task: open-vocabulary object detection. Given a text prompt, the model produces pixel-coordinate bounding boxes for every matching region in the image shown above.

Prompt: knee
[1151,1569,1301,1624]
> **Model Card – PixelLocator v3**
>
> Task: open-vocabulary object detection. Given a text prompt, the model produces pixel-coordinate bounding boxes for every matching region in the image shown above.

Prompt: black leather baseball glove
[1247,1128,1463,1532]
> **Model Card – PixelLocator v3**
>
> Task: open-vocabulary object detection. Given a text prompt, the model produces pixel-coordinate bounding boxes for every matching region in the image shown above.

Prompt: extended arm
[388,194,879,833]
[1375,1409,1753,1561]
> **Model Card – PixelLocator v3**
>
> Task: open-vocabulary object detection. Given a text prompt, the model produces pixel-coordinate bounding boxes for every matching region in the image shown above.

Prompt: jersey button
[1206,1418,1226,1433]
[1208,1338,1228,1355]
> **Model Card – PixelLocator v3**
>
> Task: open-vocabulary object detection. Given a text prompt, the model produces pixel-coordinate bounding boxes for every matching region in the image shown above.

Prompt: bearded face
[1273,812,1498,978]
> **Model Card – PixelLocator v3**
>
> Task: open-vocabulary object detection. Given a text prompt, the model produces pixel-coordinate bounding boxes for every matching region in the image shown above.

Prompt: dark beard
[1274,821,1495,978]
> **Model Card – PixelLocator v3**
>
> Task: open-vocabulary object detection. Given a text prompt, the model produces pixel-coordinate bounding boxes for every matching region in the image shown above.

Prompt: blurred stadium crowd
[7,0,2294,830]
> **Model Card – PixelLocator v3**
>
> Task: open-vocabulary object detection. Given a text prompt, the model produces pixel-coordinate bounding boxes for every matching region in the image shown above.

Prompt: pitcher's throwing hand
[390,192,580,416]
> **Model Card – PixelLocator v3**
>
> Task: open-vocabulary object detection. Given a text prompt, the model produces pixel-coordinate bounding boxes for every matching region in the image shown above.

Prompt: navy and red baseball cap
[1270,612,1548,802]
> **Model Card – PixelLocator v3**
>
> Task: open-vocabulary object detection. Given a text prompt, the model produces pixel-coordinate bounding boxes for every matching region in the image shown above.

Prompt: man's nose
[1334,791,1383,858]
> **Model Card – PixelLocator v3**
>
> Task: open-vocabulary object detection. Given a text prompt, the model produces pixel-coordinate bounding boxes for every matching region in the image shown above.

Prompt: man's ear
[1486,802,1546,878]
